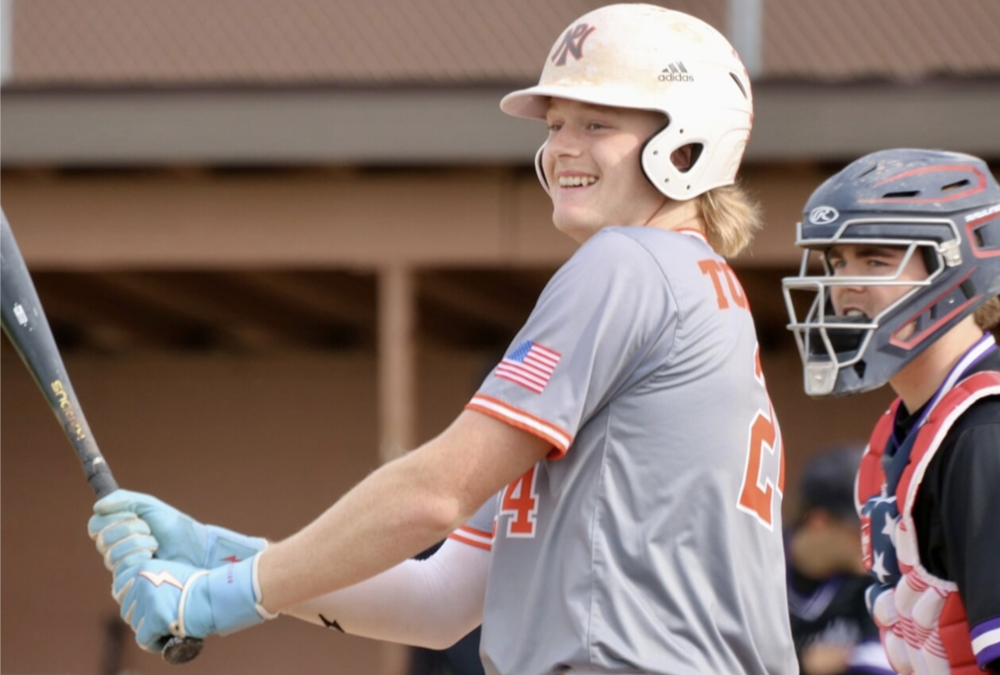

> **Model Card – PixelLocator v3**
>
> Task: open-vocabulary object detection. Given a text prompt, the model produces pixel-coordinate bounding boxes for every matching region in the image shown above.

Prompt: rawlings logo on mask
[809,206,840,225]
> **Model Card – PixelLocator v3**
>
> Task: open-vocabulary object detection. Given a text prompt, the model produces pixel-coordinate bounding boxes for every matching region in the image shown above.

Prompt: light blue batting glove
[90,489,267,574]
[114,555,275,653]
[88,509,158,572]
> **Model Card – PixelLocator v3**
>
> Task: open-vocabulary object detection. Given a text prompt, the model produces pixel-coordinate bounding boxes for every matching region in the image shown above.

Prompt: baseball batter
[783,148,1000,675]
[89,5,798,674]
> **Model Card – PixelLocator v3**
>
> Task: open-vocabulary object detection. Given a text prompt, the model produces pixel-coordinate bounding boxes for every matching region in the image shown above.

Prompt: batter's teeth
[558,176,598,187]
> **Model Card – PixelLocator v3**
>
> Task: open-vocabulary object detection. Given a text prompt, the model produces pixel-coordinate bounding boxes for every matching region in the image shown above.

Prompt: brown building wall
[0,165,832,269]
[1,347,495,675]
[10,0,998,85]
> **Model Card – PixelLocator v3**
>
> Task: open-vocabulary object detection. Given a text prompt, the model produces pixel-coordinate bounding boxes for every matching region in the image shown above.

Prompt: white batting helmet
[501,3,753,201]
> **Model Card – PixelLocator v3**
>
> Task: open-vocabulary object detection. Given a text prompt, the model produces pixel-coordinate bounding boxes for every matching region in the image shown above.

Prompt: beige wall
[0,346,495,675]
[6,163,996,270]
[0,165,830,270]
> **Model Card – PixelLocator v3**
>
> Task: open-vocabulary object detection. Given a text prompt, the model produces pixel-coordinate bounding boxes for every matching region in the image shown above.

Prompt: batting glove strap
[204,525,268,568]
[204,554,275,636]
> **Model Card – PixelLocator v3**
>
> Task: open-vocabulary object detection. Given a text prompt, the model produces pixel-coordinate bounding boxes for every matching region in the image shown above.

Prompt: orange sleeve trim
[465,394,571,460]
[448,532,492,552]
[457,525,492,539]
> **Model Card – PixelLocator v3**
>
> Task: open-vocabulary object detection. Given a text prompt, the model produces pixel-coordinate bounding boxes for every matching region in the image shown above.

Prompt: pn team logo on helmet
[658,62,694,82]
[551,23,596,66]
[809,206,840,225]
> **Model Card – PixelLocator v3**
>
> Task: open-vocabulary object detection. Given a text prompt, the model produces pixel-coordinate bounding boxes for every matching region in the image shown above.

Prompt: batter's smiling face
[541,99,670,243]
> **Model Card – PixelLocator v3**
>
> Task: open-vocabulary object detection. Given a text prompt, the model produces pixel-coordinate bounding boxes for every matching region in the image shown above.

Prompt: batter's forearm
[257,450,464,613]
[257,410,547,613]
[283,538,488,649]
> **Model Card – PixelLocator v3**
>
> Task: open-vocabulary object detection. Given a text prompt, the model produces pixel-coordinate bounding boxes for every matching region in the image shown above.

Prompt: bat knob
[162,636,204,665]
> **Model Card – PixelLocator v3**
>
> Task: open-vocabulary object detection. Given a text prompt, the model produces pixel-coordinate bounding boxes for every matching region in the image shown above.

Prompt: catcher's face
[827,244,928,340]
[541,99,669,243]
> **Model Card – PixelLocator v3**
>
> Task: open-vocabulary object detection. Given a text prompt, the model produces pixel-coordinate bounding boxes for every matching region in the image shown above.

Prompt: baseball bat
[0,208,205,666]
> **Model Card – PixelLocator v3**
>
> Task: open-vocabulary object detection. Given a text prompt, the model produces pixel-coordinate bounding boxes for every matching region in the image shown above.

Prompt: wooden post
[377,264,416,464]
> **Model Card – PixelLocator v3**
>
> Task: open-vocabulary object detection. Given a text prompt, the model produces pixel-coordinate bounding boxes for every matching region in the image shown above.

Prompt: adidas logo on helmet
[658,61,694,82]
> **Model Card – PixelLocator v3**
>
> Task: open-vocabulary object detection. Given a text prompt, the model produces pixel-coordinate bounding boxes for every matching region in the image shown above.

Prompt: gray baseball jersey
[450,227,797,675]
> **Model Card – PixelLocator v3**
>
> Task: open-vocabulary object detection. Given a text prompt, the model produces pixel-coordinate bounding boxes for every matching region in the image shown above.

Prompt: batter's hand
[90,489,267,573]
[115,555,272,652]
[88,508,158,573]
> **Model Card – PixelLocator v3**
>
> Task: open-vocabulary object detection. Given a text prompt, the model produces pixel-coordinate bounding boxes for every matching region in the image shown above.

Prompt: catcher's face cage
[782,217,964,398]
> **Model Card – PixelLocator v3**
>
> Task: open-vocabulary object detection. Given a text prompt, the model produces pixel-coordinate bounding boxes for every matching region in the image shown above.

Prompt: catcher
[783,148,1000,675]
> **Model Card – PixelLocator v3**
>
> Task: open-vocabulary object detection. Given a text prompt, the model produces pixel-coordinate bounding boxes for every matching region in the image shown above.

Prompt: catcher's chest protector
[857,371,1000,675]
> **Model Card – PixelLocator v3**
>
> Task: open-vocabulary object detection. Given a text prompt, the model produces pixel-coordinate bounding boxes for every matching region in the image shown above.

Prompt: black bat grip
[89,459,120,500]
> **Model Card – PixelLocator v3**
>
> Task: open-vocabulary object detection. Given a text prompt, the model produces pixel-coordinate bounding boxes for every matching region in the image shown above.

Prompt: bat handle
[163,636,205,665]
[91,463,120,500]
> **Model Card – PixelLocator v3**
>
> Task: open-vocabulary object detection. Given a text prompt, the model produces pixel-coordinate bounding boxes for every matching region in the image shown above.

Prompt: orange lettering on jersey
[501,465,539,537]
[699,259,749,310]
[698,259,730,309]
[722,265,748,309]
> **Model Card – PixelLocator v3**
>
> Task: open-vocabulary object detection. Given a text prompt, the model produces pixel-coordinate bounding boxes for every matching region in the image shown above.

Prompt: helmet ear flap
[642,108,750,202]
[534,143,551,195]
[641,125,709,201]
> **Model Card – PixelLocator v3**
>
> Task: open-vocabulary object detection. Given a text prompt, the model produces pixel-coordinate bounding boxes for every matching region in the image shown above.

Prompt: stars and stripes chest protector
[856,371,1000,675]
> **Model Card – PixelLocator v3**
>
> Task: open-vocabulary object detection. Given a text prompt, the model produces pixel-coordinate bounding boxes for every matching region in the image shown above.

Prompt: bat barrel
[0,209,119,497]
[1,208,202,663]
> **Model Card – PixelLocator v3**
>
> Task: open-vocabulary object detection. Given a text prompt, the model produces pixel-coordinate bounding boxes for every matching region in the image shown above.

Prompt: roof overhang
[2,79,998,166]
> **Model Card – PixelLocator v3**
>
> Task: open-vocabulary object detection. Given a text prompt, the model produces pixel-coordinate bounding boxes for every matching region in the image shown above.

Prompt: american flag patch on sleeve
[494,340,562,394]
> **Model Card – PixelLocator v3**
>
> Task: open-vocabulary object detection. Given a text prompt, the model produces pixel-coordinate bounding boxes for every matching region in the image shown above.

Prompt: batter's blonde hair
[695,182,762,259]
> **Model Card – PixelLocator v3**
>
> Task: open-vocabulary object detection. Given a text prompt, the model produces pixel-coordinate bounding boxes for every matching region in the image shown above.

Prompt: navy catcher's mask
[782,148,1000,397]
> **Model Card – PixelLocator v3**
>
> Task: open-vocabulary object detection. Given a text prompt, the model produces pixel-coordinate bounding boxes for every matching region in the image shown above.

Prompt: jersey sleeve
[466,229,676,458]
[940,422,1000,671]
[447,494,497,552]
